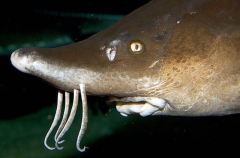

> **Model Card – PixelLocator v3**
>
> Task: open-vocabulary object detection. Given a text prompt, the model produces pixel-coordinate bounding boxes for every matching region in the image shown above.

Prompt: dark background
[0,0,240,157]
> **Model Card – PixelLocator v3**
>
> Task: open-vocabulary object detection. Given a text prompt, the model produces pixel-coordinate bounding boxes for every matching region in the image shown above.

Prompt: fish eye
[129,40,144,54]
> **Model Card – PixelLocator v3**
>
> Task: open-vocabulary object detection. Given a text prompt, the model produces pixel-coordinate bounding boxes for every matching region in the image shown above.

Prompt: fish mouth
[107,96,167,117]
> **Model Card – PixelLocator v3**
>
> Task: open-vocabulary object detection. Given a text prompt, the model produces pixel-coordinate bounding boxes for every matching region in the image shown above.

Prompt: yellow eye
[129,40,144,54]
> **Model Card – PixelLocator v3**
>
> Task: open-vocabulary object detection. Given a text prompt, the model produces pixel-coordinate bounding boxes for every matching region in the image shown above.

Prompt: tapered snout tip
[10,48,34,73]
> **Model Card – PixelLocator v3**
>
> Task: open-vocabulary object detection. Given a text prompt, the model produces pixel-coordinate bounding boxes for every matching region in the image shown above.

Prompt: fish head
[10,2,169,97]
[10,29,164,97]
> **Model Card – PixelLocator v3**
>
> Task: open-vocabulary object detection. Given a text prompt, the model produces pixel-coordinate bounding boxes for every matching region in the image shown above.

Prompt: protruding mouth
[10,49,31,74]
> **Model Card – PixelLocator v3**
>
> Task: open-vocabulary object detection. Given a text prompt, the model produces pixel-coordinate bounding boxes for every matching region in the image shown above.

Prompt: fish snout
[10,48,38,74]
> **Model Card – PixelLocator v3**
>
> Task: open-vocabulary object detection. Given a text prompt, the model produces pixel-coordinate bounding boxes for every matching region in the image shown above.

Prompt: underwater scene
[1,0,240,157]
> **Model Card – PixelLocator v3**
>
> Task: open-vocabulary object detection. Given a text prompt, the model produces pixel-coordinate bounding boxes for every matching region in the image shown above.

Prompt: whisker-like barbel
[76,84,88,152]
[55,89,79,150]
[43,86,88,152]
[54,92,70,145]
[44,91,63,150]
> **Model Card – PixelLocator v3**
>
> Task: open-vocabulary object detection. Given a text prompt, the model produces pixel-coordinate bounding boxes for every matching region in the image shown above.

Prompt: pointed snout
[11,47,46,75]
[10,47,88,92]
[11,48,33,74]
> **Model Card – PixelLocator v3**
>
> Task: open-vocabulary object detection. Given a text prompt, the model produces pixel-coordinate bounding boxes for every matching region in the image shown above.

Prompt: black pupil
[135,44,139,50]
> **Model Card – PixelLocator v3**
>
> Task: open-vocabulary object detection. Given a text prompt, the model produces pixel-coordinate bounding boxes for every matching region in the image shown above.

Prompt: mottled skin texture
[11,0,240,116]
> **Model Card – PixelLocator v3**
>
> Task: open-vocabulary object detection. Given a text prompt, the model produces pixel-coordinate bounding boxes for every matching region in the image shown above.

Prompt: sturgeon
[10,0,240,152]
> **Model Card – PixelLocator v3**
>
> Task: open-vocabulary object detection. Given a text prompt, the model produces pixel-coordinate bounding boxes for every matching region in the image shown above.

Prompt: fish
[10,0,240,152]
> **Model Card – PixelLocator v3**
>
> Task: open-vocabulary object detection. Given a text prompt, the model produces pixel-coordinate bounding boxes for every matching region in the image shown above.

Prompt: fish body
[10,0,240,151]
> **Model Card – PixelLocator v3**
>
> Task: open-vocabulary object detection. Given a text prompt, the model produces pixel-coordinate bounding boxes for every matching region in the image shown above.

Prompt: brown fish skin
[11,0,240,116]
